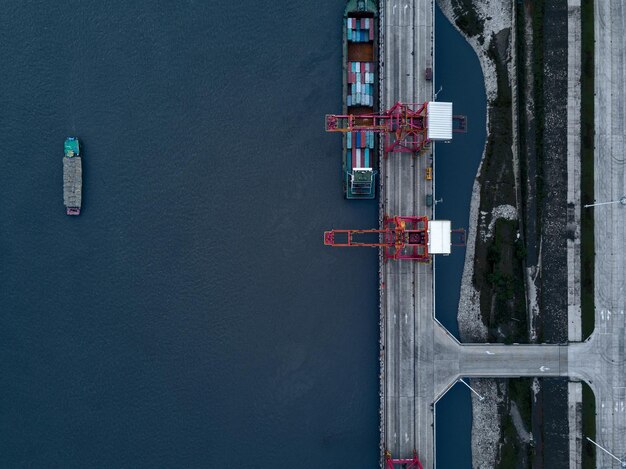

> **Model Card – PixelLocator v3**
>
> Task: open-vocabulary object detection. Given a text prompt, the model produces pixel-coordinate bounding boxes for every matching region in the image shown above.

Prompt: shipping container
[343,0,378,198]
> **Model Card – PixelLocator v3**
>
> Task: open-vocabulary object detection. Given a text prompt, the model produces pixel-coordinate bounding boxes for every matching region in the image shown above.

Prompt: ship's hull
[63,137,82,215]
[342,0,378,199]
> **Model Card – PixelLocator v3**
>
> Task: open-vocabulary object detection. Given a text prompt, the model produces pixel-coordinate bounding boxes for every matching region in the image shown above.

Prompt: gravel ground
[468,378,506,469]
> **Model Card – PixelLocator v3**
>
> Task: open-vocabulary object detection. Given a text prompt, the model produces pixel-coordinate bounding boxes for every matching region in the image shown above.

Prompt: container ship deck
[342,0,378,199]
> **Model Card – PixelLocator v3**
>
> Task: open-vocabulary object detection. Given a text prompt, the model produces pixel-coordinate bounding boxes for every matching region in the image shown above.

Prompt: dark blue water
[434,4,487,469]
[0,2,380,467]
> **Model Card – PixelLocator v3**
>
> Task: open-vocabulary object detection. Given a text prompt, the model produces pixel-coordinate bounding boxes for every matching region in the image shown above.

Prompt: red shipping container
[360,131,366,148]
[361,18,366,29]
[369,23,374,40]
[360,62,365,74]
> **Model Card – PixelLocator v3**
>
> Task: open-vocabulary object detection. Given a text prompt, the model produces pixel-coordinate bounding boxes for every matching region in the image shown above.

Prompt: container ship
[343,0,378,199]
[63,137,82,215]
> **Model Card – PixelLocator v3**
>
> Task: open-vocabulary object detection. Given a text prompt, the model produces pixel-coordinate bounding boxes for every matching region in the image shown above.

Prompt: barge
[63,137,82,215]
[343,0,378,199]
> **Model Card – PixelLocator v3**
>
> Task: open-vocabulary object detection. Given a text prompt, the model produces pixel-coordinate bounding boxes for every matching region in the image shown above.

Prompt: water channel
[434,4,487,468]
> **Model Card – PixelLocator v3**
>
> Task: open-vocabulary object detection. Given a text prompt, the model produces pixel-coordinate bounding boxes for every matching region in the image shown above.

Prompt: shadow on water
[434,4,487,468]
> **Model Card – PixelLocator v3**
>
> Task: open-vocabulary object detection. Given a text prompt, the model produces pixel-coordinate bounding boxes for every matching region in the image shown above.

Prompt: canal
[434,3,488,468]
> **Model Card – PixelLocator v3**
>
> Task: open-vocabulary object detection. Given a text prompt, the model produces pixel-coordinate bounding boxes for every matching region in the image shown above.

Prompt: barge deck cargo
[63,137,82,215]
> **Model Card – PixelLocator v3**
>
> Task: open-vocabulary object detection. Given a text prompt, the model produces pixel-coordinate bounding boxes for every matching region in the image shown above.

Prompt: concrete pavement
[583,1,626,466]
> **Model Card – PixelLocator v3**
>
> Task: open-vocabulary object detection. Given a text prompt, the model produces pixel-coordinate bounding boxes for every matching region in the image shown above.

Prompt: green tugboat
[63,137,82,215]
[342,0,378,199]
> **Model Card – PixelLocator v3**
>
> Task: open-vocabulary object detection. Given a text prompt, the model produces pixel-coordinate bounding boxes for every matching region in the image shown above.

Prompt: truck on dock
[342,0,378,199]
[63,137,82,215]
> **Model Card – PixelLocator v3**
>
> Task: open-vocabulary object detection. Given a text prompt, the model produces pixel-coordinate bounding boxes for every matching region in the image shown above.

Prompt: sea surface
[0,2,379,467]
[0,2,484,468]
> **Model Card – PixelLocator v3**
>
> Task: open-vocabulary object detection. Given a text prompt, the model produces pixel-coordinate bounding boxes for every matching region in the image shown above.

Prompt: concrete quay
[379,0,435,465]
[378,1,626,468]
[378,1,567,466]
[584,2,626,466]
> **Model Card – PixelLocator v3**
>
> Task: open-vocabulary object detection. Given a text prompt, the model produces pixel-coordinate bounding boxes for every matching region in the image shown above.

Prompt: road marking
[485,351,494,355]
[540,366,550,372]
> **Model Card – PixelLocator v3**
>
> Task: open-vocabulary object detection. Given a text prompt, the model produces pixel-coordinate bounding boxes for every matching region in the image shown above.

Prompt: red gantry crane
[324,215,431,262]
[385,449,424,469]
[324,215,465,261]
[325,101,465,158]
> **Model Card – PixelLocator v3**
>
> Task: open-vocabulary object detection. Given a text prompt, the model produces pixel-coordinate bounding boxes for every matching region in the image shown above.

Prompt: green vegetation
[498,413,518,468]
[582,382,596,468]
[515,1,529,212]
[581,1,596,466]
[509,378,532,422]
[497,378,533,469]
[532,1,545,236]
[485,219,528,343]
[580,0,595,341]
[451,0,484,40]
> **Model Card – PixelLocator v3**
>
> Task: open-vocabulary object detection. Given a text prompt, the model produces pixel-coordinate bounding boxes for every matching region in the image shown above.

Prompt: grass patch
[498,412,519,468]
[497,380,533,469]
[582,382,596,468]
[580,0,595,340]
[515,2,529,214]
[451,0,485,40]
[581,1,595,466]
[509,378,532,423]
[531,1,545,240]
[485,219,528,342]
